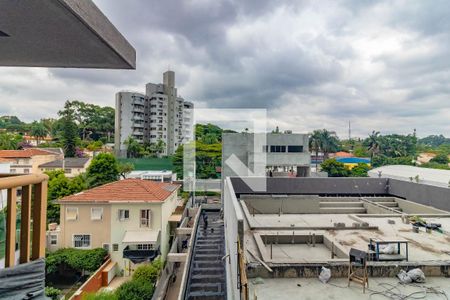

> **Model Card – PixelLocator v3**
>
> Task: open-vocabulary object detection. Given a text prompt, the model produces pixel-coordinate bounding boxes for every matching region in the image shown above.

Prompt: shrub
[46,248,107,274]
[132,259,163,283]
[83,291,118,300]
[115,279,154,300]
[45,286,61,300]
[320,159,349,177]
[430,153,449,165]
[350,163,371,177]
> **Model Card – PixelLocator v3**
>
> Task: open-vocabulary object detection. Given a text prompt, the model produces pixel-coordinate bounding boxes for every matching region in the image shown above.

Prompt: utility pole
[348,120,352,141]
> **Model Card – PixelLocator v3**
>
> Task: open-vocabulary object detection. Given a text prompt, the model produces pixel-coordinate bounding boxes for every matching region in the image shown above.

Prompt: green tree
[125,136,143,158]
[319,129,339,159]
[59,101,79,157]
[115,280,154,300]
[132,259,162,283]
[46,248,107,275]
[366,130,381,161]
[118,162,134,179]
[309,130,322,170]
[350,163,371,177]
[45,287,61,300]
[86,153,119,187]
[0,132,23,150]
[321,159,349,177]
[84,291,118,300]
[430,153,449,165]
[30,121,48,145]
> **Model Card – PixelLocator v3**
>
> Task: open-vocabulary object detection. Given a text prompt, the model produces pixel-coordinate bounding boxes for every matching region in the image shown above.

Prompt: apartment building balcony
[132,122,144,128]
[132,115,144,121]
[132,106,145,113]
[132,130,144,136]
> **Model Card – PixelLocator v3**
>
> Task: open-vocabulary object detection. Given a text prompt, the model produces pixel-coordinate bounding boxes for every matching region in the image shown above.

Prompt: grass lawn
[118,157,173,171]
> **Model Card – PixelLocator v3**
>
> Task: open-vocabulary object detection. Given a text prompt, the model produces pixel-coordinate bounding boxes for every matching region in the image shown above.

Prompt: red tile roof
[333,151,354,158]
[0,148,58,158]
[59,179,180,203]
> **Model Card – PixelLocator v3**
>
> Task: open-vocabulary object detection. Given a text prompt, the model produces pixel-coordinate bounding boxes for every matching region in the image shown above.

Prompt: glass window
[288,145,303,153]
[73,234,90,248]
[66,207,78,221]
[113,244,119,251]
[270,145,286,152]
[137,244,153,250]
[118,209,130,221]
[140,209,151,227]
[91,207,103,220]
[103,244,110,252]
[50,234,58,245]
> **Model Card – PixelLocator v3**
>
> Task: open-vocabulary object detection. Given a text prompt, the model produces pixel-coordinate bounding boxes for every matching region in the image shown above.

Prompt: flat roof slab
[249,277,450,300]
[0,0,135,69]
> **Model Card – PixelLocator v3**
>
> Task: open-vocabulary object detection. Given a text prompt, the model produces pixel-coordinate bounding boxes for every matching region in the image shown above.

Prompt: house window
[66,207,78,221]
[137,244,153,250]
[73,234,90,248]
[113,244,119,251]
[103,243,110,252]
[91,207,103,220]
[64,168,72,174]
[50,234,58,245]
[118,209,129,221]
[140,209,151,227]
[288,145,303,153]
[24,169,30,174]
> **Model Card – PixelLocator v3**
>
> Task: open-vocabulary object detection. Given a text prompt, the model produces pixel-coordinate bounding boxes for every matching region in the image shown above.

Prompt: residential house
[39,157,91,177]
[48,179,180,276]
[0,148,63,174]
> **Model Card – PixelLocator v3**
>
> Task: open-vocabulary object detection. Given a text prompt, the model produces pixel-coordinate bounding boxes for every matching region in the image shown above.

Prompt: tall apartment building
[115,71,194,157]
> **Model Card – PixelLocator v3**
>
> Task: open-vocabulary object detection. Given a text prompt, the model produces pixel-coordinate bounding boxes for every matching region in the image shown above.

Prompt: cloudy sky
[1,0,449,138]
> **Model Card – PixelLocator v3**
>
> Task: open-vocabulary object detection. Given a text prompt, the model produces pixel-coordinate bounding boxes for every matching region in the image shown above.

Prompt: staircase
[371,198,402,212]
[320,200,367,213]
[185,210,226,300]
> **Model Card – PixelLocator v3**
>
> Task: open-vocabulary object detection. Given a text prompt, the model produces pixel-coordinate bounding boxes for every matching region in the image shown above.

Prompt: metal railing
[0,173,48,268]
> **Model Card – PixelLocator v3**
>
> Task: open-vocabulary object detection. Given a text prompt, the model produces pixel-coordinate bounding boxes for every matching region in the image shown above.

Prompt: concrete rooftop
[249,277,450,300]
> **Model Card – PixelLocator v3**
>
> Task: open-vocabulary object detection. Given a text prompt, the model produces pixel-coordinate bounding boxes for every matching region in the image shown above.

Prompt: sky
[1,0,449,138]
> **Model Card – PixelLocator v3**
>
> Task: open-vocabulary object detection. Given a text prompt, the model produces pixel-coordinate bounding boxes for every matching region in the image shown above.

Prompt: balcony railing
[123,246,159,264]
[0,173,48,267]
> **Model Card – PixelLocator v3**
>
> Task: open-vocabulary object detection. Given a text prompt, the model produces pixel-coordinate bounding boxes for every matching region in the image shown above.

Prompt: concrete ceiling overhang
[0,0,136,69]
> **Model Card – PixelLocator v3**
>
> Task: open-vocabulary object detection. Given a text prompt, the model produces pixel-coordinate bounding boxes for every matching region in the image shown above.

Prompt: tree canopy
[86,153,120,187]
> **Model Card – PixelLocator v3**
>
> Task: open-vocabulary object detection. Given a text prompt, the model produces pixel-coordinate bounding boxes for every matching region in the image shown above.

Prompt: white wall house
[51,179,180,276]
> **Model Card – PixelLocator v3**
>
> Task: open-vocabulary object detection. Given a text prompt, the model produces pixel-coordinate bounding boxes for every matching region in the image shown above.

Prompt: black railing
[123,246,159,264]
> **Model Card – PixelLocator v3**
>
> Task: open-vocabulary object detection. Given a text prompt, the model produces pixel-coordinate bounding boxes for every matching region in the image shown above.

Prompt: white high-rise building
[115,71,194,157]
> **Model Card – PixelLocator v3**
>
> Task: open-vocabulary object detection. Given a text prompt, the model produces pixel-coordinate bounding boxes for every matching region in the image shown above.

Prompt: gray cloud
[0,0,449,138]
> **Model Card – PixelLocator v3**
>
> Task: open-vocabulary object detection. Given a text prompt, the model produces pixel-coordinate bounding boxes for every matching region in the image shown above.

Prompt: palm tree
[367,130,381,161]
[30,121,48,145]
[319,129,339,159]
[309,130,322,170]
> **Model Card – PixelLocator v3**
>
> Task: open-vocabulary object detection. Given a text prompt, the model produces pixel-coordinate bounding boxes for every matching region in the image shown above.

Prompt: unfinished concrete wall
[389,179,450,212]
[231,177,389,195]
[242,195,320,214]
[223,177,244,300]
[395,198,448,214]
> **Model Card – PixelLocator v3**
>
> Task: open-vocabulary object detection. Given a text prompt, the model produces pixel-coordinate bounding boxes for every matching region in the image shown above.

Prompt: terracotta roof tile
[59,179,180,203]
[0,148,58,158]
